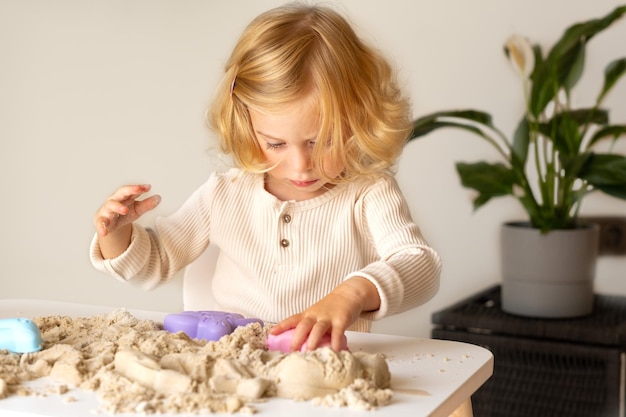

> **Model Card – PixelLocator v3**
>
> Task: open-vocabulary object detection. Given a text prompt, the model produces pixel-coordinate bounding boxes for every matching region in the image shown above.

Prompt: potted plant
[408,5,626,317]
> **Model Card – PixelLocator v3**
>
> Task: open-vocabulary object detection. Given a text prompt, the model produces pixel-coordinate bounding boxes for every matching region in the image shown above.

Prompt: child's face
[249,97,343,201]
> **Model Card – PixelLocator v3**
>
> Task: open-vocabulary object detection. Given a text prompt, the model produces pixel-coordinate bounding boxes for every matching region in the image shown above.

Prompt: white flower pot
[500,221,600,318]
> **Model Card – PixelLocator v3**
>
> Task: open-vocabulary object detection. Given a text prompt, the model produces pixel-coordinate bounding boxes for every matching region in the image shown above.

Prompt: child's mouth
[290,179,318,188]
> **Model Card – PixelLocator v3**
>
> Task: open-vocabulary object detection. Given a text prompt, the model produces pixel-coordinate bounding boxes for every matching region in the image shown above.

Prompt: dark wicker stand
[431,285,626,417]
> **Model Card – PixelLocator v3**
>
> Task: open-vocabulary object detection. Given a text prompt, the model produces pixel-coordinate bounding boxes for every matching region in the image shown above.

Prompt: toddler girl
[91,3,441,352]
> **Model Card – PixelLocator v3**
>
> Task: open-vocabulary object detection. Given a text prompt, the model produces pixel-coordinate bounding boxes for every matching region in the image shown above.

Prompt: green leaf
[587,125,626,148]
[410,110,494,137]
[529,5,626,116]
[455,162,517,210]
[409,110,492,140]
[581,154,626,185]
[562,108,609,125]
[543,109,609,155]
[529,59,557,117]
[590,184,626,200]
[560,152,592,179]
[579,154,626,201]
[553,115,581,156]
[548,6,626,61]
[441,110,494,126]
[562,41,586,93]
[597,57,626,103]
[511,116,529,168]
[529,44,544,80]
[409,110,497,146]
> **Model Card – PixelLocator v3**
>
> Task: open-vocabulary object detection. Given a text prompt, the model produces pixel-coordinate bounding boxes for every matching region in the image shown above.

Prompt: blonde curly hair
[208,3,411,183]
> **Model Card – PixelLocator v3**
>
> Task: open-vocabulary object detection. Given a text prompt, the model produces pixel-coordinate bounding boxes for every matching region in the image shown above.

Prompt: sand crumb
[0,309,392,414]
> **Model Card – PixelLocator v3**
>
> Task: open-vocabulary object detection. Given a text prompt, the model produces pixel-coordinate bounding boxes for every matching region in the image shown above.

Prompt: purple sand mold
[163,311,264,342]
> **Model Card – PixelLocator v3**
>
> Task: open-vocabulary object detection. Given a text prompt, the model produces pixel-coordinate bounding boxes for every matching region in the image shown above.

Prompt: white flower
[504,35,535,78]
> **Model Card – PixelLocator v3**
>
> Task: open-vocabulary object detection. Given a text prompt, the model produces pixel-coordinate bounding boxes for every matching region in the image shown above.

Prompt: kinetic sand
[0,309,392,414]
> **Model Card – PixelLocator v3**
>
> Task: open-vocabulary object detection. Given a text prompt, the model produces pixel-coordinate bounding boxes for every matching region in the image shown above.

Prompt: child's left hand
[269,277,380,352]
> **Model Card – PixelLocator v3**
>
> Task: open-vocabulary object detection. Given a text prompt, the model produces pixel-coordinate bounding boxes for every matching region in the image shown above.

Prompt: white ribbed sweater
[90,169,441,332]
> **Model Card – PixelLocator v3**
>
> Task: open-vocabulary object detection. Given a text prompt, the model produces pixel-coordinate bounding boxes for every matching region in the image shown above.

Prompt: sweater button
[282,214,292,223]
[280,239,290,248]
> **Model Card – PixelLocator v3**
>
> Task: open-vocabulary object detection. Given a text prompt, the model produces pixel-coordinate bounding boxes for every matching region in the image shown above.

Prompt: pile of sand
[0,309,393,414]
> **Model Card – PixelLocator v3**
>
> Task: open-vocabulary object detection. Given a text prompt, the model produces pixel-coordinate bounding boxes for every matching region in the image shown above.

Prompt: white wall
[1,0,625,338]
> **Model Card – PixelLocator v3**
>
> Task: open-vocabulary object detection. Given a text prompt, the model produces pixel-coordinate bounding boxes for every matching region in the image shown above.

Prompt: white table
[0,299,493,417]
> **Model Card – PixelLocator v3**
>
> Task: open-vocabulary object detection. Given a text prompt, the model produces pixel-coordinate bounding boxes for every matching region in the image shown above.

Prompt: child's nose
[291,148,311,172]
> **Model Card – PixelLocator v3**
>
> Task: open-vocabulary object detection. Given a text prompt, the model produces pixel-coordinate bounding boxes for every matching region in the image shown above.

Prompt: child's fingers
[304,321,332,351]
[111,184,152,204]
[330,329,347,352]
[93,185,157,235]
[269,315,311,351]
[102,198,132,217]
[96,217,110,237]
[289,319,316,352]
[134,194,162,216]
[269,315,299,335]
[93,207,122,236]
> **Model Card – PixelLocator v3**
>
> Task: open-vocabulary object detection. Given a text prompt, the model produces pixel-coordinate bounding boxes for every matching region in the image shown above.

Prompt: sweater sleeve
[90,223,160,289]
[347,177,441,321]
[89,175,217,290]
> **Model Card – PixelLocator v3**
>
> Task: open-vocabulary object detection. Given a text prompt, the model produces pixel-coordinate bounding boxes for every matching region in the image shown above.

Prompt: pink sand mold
[266,328,348,353]
[163,311,263,342]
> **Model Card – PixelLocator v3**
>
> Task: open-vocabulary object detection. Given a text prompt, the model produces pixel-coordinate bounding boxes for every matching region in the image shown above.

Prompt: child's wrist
[340,277,380,312]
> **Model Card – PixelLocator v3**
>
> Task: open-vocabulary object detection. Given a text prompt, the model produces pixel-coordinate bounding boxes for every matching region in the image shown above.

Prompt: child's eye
[265,142,284,150]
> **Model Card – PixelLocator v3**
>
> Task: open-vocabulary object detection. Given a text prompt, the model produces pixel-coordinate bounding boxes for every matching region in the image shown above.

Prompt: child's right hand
[93,184,161,258]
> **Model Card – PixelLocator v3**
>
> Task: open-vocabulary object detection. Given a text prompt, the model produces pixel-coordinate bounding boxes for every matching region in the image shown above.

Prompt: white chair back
[182,245,220,311]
